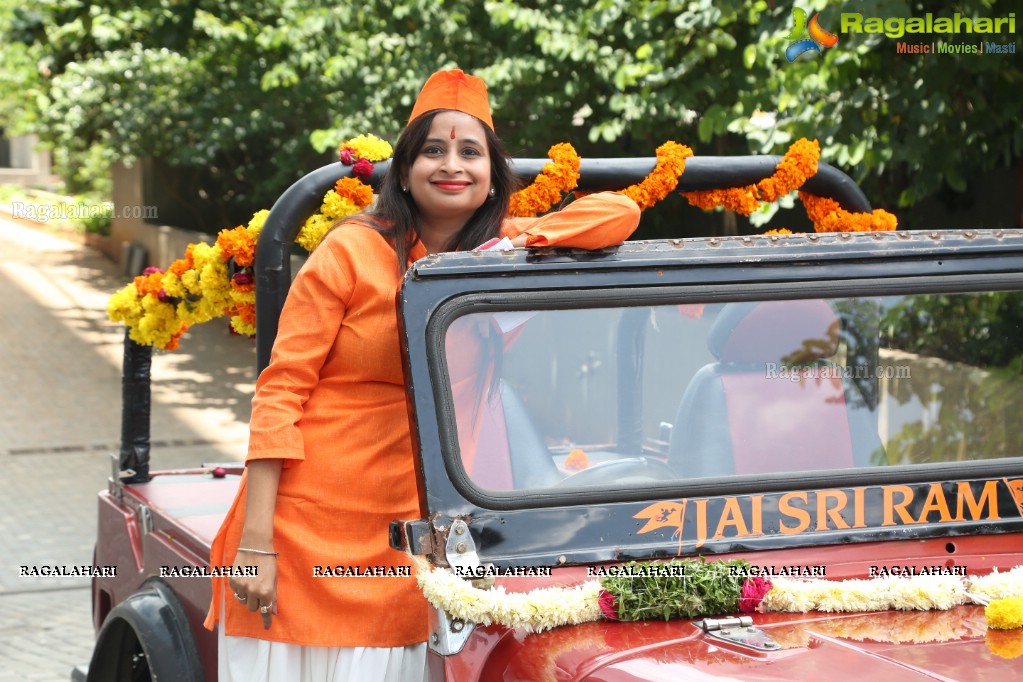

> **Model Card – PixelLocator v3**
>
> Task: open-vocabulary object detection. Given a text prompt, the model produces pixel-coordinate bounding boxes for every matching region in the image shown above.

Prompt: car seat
[469,380,564,489]
[668,300,884,478]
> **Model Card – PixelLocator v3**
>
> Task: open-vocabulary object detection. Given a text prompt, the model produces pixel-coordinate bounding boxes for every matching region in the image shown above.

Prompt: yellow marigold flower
[135,294,185,349]
[189,241,220,268]
[987,596,1023,630]
[296,213,334,252]
[341,134,394,162]
[216,226,256,267]
[320,190,361,221]
[178,269,201,296]
[161,272,186,299]
[107,284,144,325]
[335,177,374,209]
[199,261,231,300]
[246,209,269,240]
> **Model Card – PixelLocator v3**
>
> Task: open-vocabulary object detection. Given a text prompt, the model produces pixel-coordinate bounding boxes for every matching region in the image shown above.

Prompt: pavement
[0,213,255,681]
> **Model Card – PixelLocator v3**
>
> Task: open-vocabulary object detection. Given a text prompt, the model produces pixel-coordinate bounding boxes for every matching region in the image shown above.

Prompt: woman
[205,69,639,681]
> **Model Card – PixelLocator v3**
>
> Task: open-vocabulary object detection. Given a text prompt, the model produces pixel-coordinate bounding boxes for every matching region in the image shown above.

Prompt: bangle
[238,547,279,557]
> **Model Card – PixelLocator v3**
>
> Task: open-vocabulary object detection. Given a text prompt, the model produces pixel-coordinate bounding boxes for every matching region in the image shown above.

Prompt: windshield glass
[442,291,1023,492]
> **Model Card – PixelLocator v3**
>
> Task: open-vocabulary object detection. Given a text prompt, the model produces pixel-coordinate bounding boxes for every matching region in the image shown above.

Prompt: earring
[489,187,496,197]
[402,185,408,192]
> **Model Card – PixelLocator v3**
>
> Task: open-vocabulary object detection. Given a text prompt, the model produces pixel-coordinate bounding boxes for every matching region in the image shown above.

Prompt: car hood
[471,606,1019,681]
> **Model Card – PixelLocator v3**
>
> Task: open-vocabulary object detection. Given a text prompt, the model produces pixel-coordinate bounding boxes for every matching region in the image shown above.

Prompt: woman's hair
[351,110,518,271]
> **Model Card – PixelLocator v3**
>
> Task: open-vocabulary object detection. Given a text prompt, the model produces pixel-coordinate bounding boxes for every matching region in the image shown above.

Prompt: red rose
[598,589,620,621]
[352,158,373,179]
[232,272,254,286]
[739,577,773,613]
[339,147,354,164]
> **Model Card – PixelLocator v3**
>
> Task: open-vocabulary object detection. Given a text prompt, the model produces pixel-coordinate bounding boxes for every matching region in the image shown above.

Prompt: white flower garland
[412,557,601,633]
[762,574,970,613]
[968,565,1023,602]
[414,558,1023,633]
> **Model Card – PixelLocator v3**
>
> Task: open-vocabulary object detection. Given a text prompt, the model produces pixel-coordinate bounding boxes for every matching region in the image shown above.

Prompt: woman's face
[405,110,492,232]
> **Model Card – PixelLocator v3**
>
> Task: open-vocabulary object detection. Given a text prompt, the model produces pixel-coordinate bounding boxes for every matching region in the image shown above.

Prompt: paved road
[0,215,254,681]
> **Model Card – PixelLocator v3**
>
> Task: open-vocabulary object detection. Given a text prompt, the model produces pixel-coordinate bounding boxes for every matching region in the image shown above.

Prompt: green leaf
[742,43,757,69]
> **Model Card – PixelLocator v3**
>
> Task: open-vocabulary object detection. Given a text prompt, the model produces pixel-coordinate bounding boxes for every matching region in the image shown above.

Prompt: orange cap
[408,69,494,131]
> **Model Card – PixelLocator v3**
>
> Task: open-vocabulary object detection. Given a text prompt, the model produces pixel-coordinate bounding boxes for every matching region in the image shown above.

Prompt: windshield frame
[425,273,1023,511]
[397,235,1023,565]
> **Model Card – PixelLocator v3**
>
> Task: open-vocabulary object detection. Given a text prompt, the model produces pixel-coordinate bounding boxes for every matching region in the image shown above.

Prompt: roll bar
[254,156,871,374]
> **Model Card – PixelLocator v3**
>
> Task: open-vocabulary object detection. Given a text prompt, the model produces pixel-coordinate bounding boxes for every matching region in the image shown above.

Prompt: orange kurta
[205,192,639,646]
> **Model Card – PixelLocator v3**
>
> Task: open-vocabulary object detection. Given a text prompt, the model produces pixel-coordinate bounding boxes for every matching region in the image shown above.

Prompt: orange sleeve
[246,237,353,464]
[501,191,640,249]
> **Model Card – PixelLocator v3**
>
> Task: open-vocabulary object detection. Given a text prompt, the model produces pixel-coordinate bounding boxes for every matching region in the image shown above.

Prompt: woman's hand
[229,548,278,629]
[230,458,284,629]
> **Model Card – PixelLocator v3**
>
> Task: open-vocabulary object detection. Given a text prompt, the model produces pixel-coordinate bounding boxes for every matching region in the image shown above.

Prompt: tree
[3,0,1020,234]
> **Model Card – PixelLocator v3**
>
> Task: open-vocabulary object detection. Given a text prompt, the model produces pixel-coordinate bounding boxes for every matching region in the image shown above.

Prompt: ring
[260,604,271,614]
[234,593,247,602]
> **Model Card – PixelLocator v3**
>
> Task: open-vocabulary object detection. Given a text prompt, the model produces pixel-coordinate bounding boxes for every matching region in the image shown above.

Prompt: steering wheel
[555,457,677,487]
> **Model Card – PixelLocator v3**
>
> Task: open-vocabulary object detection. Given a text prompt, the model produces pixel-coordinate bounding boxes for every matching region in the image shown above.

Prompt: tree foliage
[2,0,1020,232]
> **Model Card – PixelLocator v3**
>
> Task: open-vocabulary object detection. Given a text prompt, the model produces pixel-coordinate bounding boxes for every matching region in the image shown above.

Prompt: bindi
[450,126,456,140]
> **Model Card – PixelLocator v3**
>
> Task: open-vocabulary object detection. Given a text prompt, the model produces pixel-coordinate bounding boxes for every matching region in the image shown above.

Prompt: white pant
[217,595,428,682]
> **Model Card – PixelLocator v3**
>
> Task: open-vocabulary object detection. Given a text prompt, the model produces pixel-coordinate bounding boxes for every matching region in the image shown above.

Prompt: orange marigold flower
[682,138,819,216]
[509,143,581,217]
[167,247,195,277]
[800,192,898,233]
[758,138,819,203]
[216,226,256,267]
[228,302,257,327]
[564,449,590,471]
[133,271,164,298]
[763,228,793,235]
[335,177,375,209]
[621,141,693,211]
[164,323,189,351]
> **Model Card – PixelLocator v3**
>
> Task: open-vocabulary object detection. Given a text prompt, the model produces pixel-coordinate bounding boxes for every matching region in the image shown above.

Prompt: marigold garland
[108,133,899,350]
[508,143,581,217]
[413,559,1023,634]
[800,191,898,233]
[620,141,693,211]
[682,138,820,216]
[107,135,389,349]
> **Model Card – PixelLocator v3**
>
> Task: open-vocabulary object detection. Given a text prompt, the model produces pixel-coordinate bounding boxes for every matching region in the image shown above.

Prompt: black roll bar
[254,157,872,374]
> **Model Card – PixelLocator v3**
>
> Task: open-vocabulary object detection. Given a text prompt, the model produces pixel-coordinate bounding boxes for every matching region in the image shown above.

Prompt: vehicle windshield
[442,290,1023,492]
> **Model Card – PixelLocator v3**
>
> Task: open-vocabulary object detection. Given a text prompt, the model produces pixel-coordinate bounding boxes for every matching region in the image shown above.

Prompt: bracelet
[237,547,279,557]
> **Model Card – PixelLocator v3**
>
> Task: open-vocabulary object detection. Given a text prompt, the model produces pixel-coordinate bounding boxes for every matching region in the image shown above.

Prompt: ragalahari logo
[785,7,839,62]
